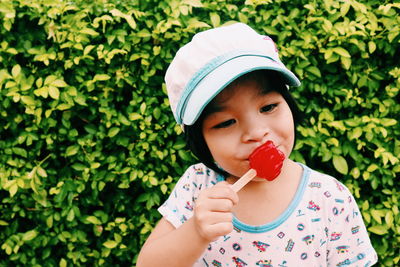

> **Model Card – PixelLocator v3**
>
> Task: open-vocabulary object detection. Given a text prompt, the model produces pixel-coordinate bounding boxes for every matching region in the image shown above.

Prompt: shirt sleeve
[326,179,378,266]
[158,164,217,229]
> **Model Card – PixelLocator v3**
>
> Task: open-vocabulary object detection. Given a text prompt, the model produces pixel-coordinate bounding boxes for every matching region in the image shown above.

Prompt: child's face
[201,79,295,179]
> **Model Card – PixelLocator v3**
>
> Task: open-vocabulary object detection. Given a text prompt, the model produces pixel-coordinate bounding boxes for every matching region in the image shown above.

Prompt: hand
[193,181,239,242]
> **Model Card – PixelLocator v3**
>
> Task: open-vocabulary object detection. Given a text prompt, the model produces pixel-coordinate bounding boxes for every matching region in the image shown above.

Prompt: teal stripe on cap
[175,50,279,124]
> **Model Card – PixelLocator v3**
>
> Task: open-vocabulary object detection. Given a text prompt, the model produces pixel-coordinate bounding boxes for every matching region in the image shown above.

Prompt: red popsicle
[231,141,285,192]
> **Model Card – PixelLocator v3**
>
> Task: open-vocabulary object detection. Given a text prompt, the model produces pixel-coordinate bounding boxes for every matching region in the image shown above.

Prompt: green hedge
[0,0,399,266]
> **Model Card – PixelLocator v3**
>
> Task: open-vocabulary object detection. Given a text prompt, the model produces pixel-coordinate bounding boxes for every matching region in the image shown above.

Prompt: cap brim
[181,55,301,125]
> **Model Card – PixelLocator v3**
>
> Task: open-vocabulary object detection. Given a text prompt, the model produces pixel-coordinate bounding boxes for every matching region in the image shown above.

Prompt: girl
[137,23,377,266]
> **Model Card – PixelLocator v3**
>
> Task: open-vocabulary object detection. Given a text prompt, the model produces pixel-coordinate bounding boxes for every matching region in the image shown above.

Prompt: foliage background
[0,0,399,266]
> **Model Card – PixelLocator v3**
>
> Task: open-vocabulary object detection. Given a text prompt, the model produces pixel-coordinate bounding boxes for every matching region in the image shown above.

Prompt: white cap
[165,23,300,125]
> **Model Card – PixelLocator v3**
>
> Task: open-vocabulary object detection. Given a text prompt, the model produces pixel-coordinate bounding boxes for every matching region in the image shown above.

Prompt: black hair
[184,70,304,177]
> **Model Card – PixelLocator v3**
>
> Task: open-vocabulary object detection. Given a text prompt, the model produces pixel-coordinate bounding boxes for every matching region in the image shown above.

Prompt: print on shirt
[157,163,378,266]
[256,259,273,267]
[232,256,247,267]
[253,241,270,252]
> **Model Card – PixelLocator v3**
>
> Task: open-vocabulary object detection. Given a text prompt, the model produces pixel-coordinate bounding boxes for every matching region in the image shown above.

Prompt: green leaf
[59,258,67,267]
[238,12,248,24]
[368,225,388,235]
[66,145,79,156]
[380,118,397,127]
[333,47,351,58]
[178,150,192,162]
[129,113,142,120]
[161,184,168,194]
[80,28,99,36]
[340,2,351,16]
[371,210,382,224]
[341,57,351,70]
[84,45,95,55]
[108,127,120,137]
[332,155,348,175]
[94,74,111,81]
[149,176,158,186]
[118,114,130,126]
[103,240,118,249]
[136,29,151,38]
[57,104,72,110]
[9,182,18,197]
[322,19,332,32]
[153,108,161,120]
[23,230,38,241]
[67,209,75,222]
[36,166,47,177]
[44,75,57,85]
[183,0,203,7]
[13,147,27,157]
[173,140,186,150]
[51,79,68,87]
[85,216,102,225]
[71,163,86,171]
[186,18,210,29]
[349,127,362,140]
[307,66,321,77]
[48,86,60,99]
[21,96,35,105]
[362,200,369,211]
[367,164,378,172]
[140,102,146,114]
[385,212,394,228]
[34,87,49,98]
[46,216,53,228]
[350,167,360,179]
[110,9,136,29]
[12,64,21,78]
[0,69,12,81]
[368,41,376,54]
[210,12,220,27]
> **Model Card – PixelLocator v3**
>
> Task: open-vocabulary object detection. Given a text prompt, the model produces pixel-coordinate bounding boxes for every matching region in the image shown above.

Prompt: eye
[213,119,236,129]
[260,104,277,113]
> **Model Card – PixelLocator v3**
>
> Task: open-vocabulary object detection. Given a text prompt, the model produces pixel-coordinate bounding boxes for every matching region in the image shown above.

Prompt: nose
[241,117,269,143]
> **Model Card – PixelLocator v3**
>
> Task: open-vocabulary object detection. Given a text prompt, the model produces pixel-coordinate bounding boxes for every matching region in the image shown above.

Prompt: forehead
[217,79,263,102]
[212,78,273,111]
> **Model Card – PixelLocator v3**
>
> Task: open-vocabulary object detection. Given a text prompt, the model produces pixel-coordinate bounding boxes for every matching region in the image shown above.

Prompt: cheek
[203,132,218,159]
[204,133,237,167]
[278,108,296,152]
[287,120,296,151]
[205,135,227,159]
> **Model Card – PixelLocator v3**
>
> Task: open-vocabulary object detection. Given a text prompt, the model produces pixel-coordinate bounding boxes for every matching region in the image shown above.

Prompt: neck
[229,159,304,225]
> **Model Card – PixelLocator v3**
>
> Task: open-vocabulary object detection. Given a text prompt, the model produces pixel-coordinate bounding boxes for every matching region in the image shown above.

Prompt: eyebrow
[203,100,225,117]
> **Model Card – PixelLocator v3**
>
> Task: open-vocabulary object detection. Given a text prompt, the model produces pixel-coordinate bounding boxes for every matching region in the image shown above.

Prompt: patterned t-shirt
[158,163,378,267]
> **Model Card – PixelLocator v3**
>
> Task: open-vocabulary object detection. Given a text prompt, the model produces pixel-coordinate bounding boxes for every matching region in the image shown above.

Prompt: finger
[196,210,233,226]
[209,182,239,205]
[195,194,235,213]
[209,199,234,212]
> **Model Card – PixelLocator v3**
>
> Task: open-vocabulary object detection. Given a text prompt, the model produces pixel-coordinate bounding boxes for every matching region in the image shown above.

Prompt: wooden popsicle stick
[231,169,257,192]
